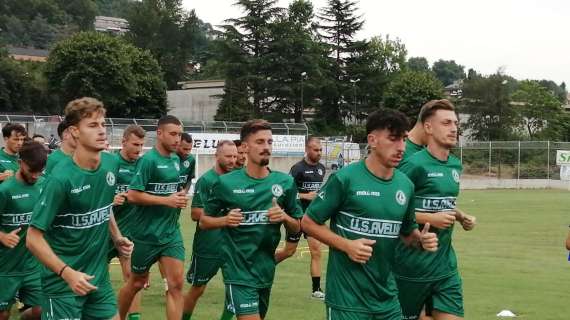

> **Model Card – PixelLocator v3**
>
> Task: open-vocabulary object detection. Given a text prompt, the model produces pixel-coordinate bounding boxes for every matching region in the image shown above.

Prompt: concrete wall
[461,178,570,190]
[167,80,225,123]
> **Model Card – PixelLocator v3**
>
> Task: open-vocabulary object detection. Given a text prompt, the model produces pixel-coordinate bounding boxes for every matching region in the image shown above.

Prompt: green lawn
[17,189,570,319]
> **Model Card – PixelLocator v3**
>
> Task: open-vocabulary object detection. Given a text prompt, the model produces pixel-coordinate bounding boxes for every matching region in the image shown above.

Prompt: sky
[183,0,569,86]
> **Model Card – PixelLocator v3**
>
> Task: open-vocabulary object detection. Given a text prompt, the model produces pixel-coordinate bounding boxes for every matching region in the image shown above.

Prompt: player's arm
[565,229,570,250]
[400,192,438,251]
[127,189,187,208]
[0,192,21,249]
[108,212,133,257]
[415,211,456,230]
[454,207,476,231]
[0,167,14,181]
[200,180,242,230]
[190,177,205,221]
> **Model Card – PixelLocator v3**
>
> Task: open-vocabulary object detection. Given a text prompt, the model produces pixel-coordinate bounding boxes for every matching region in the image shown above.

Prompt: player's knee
[167,277,184,293]
[0,310,10,320]
[283,245,297,257]
[131,274,149,291]
[310,247,322,259]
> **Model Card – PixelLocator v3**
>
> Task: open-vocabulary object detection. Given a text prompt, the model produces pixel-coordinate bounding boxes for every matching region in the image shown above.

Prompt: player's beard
[260,158,270,166]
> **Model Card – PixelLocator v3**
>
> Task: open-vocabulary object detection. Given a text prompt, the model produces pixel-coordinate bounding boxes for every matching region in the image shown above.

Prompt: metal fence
[0,115,309,148]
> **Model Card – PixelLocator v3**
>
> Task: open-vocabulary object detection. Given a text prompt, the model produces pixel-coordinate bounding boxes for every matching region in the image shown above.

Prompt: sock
[220,308,234,320]
[127,313,141,320]
[163,278,169,292]
[312,276,321,292]
[182,313,192,320]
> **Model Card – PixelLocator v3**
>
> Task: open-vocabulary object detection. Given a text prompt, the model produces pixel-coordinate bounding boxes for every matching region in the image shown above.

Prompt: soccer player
[275,137,327,299]
[118,115,188,320]
[233,139,247,169]
[0,141,47,320]
[110,125,146,320]
[0,123,26,182]
[301,109,438,320]
[26,97,133,319]
[201,119,303,320]
[182,140,238,320]
[44,120,76,177]
[177,132,196,193]
[394,101,476,320]
[31,134,46,148]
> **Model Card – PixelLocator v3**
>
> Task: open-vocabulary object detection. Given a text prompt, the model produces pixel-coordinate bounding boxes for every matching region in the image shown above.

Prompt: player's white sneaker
[311,290,325,300]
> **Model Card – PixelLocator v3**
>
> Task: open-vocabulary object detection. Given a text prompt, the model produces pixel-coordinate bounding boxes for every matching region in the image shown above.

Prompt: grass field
[66,189,570,319]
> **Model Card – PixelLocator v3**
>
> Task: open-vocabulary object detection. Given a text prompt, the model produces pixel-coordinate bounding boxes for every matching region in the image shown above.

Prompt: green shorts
[326,307,402,320]
[42,283,116,320]
[0,273,42,311]
[396,273,464,319]
[131,238,185,274]
[225,284,271,318]
[186,254,224,286]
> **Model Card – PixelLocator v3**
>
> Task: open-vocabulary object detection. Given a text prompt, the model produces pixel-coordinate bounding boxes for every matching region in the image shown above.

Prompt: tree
[0,56,32,113]
[317,0,364,126]
[512,80,563,139]
[407,56,429,72]
[46,32,167,117]
[460,71,518,141]
[432,59,465,86]
[382,70,444,121]
[126,0,214,89]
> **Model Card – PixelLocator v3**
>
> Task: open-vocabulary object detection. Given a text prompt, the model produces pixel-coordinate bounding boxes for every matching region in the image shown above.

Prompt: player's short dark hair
[233,139,242,147]
[366,108,410,137]
[64,97,106,127]
[240,119,272,141]
[57,120,70,139]
[19,141,48,172]
[123,125,146,139]
[32,134,45,140]
[217,140,235,152]
[2,123,26,138]
[181,132,193,143]
[157,115,182,129]
[418,99,455,123]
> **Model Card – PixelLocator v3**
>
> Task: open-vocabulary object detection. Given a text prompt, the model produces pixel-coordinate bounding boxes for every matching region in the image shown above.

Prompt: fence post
[517,140,521,187]
[459,140,463,164]
[488,141,492,177]
[547,141,550,181]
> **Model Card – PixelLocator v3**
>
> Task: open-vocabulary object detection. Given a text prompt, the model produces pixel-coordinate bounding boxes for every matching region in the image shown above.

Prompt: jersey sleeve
[400,187,418,236]
[283,178,303,219]
[129,156,152,191]
[191,177,205,209]
[398,160,423,186]
[189,158,196,181]
[0,187,7,214]
[30,178,67,231]
[289,163,302,186]
[306,173,345,224]
[204,179,226,217]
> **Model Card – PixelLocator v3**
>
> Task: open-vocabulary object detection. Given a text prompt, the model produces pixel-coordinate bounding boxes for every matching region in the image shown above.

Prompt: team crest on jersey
[318,168,323,176]
[452,169,460,183]
[106,172,116,186]
[183,160,190,168]
[395,190,406,206]
[271,184,284,197]
[174,162,180,171]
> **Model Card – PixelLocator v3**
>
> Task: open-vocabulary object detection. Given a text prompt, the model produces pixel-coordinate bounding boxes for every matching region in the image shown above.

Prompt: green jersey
[398,139,424,168]
[113,152,138,236]
[306,161,417,313]
[394,148,463,281]
[0,148,19,175]
[129,147,182,245]
[178,154,196,190]
[0,176,41,275]
[205,168,303,288]
[191,168,222,258]
[44,149,71,177]
[30,152,119,297]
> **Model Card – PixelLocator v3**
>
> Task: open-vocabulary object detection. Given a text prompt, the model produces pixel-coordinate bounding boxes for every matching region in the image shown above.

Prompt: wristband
[58,264,69,277]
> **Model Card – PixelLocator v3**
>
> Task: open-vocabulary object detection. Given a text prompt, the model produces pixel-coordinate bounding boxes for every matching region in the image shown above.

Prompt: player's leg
[82,281,118,320]
[395,277,433,320]
[40,296,83,320]
[225,284,262,320]
[307,235,324,299]
[18,272,42,320]
[159,255,185,320]
[183,254,221,319]
[431,274,464,320]
[274,231,301,263]
[159,260,168,292]
[118,256,142,320]
[0,275,21,320]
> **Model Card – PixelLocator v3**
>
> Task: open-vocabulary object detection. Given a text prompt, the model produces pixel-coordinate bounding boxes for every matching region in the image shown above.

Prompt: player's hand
[113,192,127,206]
[429,212,456,229]
[225,209,243,227]
[0,227,21,248]
[61,268,98,296]
[345,238,376,264]
[165,191,188,208]
[0,170,14,181]
[460,214,477,231]
[114,236,134,258]
[304,192,317,201]
[267,197,286,223]
[420,223,438,252]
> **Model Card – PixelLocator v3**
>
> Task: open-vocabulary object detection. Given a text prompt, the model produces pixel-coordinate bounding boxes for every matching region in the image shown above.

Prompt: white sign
[556,150,570,165]
[190,133,305,155]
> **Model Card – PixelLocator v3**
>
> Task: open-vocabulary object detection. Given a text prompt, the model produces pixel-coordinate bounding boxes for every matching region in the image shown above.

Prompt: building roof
[8,47,49,62]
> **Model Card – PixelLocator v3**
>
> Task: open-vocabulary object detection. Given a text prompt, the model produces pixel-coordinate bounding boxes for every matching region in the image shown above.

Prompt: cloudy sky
[183,0,569,86]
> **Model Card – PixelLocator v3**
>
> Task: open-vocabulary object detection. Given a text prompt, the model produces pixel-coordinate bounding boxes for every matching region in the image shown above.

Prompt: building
[8,47,49,62]
[563,93,570,112]
[167,80,225,122]
[94,16,129,35]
